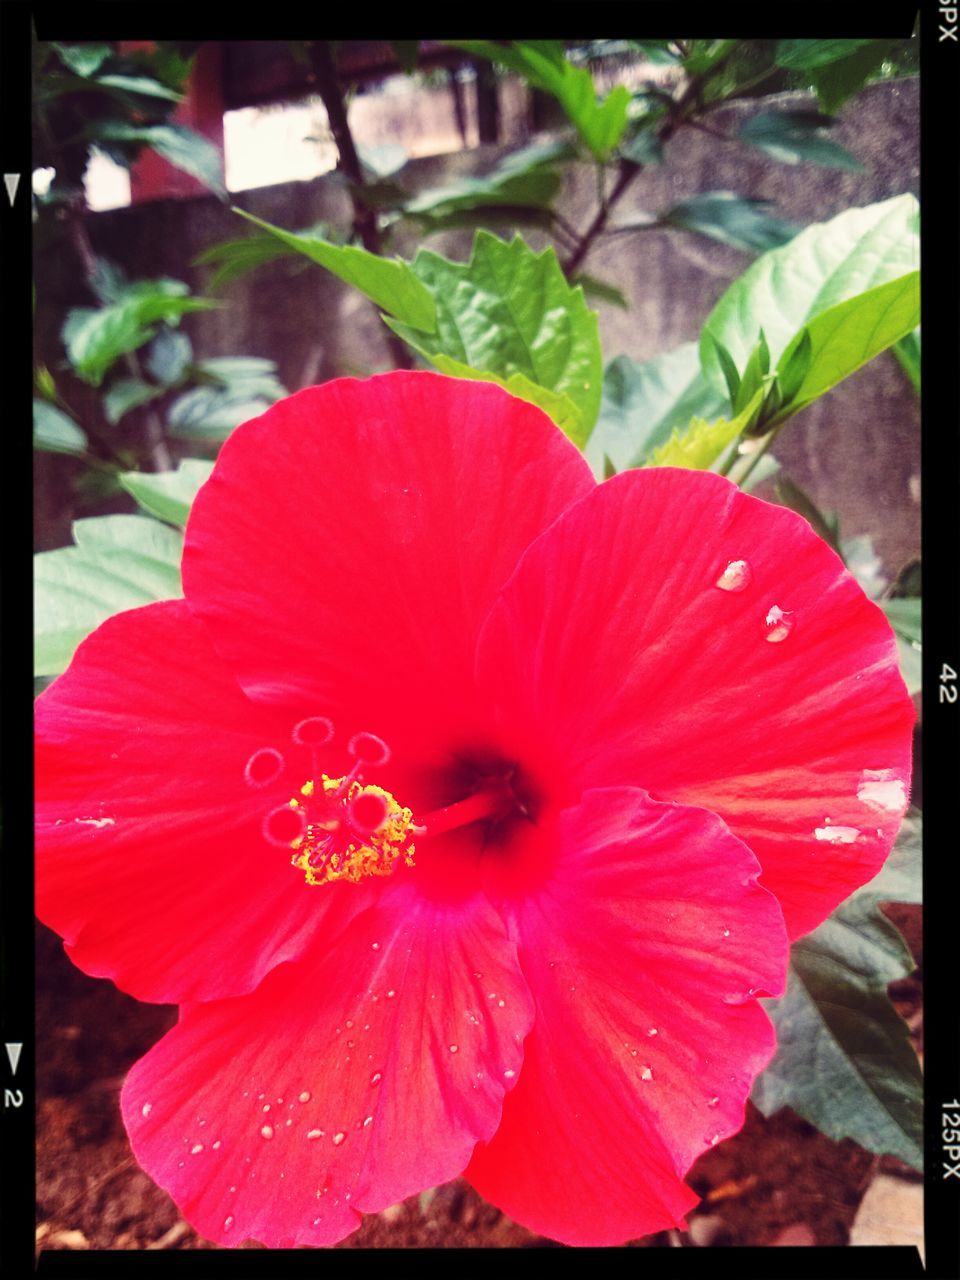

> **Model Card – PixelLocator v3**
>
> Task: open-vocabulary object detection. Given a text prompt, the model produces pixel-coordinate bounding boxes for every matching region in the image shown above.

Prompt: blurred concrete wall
[34,78,918,575]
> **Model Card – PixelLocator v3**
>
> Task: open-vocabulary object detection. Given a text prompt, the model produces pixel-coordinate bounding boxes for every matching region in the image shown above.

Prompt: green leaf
[645,391,765,470]
[52,42,112,78]
[196,356,281,383]
[62,308,150,387]
[662,191,798,253]
[753,814,923,1170]
[629,40,681,66]
[807,41,894,115]
[62,281,214,386]
[426,356,585,445]
[452,40,630,161]
[739,111,863,170]
[144,328,192,386]
[774,328,813,409]
[774,272,919,416]
[495,137,578,175]
[701,194,920,398]
[195,223,331,289]
[94,73,184,102]
[103,378,165,425]
[233,208,436,332]
[33,400,88,456]
[403,169,561,223]
[167,389,272,441]
[893,327,920,396]
[681,38,739,77]
[734,331,770,413]
[586,345,728,476]
[618,125,664,166]
[119,459,215,527]
[388,230,602,442]
[881,598,922,695]
[166,356,286,440]
[774,39,880,71]
[34,516,183,676]
[572,274,629,310]
[93,122,226,197]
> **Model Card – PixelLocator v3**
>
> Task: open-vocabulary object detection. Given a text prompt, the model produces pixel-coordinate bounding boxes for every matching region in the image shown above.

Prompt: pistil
[415,784,514,839]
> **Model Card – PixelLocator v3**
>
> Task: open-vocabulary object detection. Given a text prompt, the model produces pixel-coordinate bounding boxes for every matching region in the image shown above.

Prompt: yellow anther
[288,775,416,887]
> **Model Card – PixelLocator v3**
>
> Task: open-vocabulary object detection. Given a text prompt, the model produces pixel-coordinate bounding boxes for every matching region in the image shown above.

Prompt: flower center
[285,777,417,887]
[249,719,538,889]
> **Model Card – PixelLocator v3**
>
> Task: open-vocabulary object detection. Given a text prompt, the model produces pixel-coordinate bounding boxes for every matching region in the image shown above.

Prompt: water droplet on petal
[332,1131,346,1146]
[370,1072,382,1086]
[503,1069,516,1079]
[715,559,752,592]
[763,605,794,643]
[708,1096,720,1108]
[449,1044,458,1053]
[857,770,906,813]
[299,1091,311,1103]
[722,929,730,938]
[260,1125,274,1140]
[307,1129,324,1141]
[224,1215,234,1232]
[372,942,380,951]
[190,1144,204,1155]
[262,1103,271,1112]
[141,1102,152,1118]
[709,1133,721,1146]
[647,1027,658,1037]
[363,1115,373,1127]
[640,1066,653,1081]
[386,990,396,999]
[814,825,860,844]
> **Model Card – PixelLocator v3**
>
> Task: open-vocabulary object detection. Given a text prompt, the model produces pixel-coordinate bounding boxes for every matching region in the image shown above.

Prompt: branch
[559,45,743,278]
[309,41,413,370]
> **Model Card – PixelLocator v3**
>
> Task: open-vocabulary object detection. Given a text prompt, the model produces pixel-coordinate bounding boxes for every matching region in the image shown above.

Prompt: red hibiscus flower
[35,372,914,1247]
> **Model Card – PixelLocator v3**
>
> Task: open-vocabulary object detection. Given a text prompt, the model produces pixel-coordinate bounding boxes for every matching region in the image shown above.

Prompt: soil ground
[34,907,922,1254]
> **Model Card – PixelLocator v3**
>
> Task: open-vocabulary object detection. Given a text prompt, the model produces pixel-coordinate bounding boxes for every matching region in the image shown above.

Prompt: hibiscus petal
[35,600,374,1003]
[475,468,915,939]
[181,372,594,755]
[467,786,787,1246]
[121,880,534,1247]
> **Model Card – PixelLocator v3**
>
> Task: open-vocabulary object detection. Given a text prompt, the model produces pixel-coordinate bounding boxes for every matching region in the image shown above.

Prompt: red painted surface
[120,42,225,202]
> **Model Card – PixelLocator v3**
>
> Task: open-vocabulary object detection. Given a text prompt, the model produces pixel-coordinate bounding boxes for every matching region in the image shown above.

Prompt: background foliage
[33,34,921,1181]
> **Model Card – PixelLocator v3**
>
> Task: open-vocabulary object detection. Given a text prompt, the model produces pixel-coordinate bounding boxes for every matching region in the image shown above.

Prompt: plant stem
[732,423,783,487]
[309,41,413,371]
[561,159,641,276]
[122,351,172,470]
[559,49,738,278]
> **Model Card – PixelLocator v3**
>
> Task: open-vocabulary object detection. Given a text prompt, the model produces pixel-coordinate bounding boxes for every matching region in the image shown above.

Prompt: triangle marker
[3,174,21,207]
[5,1042,22,1075]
